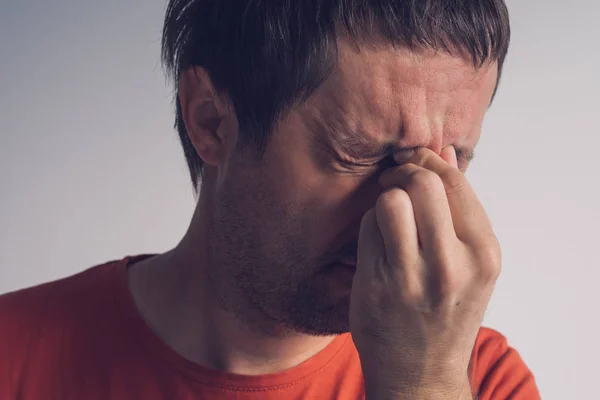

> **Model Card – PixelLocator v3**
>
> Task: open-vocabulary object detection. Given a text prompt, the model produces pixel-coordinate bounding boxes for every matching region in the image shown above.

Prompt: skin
[128,40,499,395]
[352,147,500,399]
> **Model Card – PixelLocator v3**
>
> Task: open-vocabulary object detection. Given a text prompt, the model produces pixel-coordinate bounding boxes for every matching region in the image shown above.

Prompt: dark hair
[162,0,511,190]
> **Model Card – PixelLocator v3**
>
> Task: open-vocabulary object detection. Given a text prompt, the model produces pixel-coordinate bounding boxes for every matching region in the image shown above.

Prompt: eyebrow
[332,133,394,160]
[335,132,476,163]
[312,115,475,163]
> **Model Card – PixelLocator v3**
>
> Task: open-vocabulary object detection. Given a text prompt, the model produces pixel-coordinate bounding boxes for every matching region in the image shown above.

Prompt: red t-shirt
[0,257,540,399]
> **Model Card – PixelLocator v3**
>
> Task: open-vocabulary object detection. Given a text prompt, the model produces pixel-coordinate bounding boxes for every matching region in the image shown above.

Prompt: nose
[355,144,443,213]
[395,110,447,155]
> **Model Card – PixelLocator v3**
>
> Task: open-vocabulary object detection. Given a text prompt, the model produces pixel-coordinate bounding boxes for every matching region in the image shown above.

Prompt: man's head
[162,0,510,335]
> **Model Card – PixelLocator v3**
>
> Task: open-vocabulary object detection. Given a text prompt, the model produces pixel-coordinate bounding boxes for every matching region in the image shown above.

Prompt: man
[0,0,540,399]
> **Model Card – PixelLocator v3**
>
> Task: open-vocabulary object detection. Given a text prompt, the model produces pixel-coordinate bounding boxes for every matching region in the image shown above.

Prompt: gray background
[1,1,598,398]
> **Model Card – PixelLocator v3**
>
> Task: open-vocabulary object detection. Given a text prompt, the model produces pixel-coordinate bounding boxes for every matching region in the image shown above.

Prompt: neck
[127,209,336,375]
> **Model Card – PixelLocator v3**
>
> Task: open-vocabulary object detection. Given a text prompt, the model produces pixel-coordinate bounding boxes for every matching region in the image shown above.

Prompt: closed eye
[337,154,396,171]
[339,143,396,167]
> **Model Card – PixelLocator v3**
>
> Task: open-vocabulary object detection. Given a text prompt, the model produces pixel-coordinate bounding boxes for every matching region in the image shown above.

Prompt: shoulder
[0,259,129,397]
[0,259,123,329]
[0,260,125,377]
[471,327,541,399]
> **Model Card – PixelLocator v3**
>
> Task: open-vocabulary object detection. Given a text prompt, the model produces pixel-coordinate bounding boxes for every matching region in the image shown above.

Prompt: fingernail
[440,146,458,169]
[393,148,416,164]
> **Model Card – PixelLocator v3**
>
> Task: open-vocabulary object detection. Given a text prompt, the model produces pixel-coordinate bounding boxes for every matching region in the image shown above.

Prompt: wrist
[364,375,473,400]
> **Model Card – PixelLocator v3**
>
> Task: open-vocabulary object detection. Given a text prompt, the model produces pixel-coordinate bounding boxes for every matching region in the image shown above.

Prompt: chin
[270,269,354,335]
[283,299,351,336]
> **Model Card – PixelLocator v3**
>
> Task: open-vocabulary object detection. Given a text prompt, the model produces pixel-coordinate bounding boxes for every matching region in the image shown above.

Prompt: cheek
[259,162,371,260]
[301,173,382,259]
[260,127,380,257]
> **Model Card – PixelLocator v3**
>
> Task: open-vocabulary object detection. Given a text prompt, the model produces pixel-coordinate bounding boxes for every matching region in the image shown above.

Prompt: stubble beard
[205,184,350,337]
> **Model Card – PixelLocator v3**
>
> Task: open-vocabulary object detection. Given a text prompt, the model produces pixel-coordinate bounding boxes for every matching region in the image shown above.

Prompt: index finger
[381,147,493,244]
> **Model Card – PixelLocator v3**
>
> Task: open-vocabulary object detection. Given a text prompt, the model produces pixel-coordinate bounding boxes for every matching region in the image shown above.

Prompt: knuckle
[376,188,410,215]
[439,169,468,195]
[359,208,377,230]
[408,169,443,193]
[437,269,465,298]
[397,268,430,308]
[475,239,502,283]
[400,283,427,307]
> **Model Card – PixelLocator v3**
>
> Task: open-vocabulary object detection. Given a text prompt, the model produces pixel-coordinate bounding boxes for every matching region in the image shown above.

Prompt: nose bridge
[353,108,446,220]
[397,104,444,155]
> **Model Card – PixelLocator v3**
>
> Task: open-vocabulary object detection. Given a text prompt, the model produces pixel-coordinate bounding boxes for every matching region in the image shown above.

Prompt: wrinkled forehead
[301,41,499,150]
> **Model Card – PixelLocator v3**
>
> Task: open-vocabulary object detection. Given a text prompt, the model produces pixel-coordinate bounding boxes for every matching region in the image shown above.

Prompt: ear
[178,67,233,167]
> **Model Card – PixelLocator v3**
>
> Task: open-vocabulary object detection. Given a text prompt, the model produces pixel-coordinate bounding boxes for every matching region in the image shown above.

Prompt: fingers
[381,147,493,245]
[374,189,428,303]
[357,209,386,270]
[440,145,458,169]
[356,209,389,285]
[374,189,420,268]
[378,163,457,253]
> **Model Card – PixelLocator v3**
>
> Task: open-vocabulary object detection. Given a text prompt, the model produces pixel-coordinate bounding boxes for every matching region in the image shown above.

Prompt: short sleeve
[471,328,541,400]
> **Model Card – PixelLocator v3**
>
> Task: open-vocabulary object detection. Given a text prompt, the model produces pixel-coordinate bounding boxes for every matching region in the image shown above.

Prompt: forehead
[300,41,499,153]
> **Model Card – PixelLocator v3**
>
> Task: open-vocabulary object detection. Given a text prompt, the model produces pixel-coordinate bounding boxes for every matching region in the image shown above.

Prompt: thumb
[440,145,458,169]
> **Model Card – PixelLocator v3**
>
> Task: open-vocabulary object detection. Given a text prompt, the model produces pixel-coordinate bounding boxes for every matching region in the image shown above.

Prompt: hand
[349,147,501,399]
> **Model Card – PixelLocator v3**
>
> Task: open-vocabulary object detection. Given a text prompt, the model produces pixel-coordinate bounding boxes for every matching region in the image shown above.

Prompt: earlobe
[178,67,230,167]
